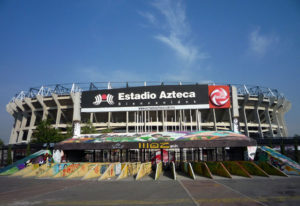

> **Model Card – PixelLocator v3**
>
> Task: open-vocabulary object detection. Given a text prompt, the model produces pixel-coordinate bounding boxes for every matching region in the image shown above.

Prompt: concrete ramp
[238,161,269,177]
[155,162,162,180]
[136,162,152,180]
[181,162,195,180]
[222,161,251,178]
[206,162,232,178]
[260,146,300,175]
[256,161,288,177]
[67,163,96,179]
[0,150,51,175]
[192,162,212,179]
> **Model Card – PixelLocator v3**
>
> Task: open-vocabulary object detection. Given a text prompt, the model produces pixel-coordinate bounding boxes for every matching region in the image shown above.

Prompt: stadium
[6,82,291,145]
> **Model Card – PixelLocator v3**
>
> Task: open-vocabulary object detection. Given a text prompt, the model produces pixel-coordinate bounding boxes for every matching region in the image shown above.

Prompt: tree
[101,128,113,133]
[0,138,3,147]
[26,143,31,156]
[32,119,65,148]
[7,146,12,165]
[81,121,97,134]
[65,123,73,138]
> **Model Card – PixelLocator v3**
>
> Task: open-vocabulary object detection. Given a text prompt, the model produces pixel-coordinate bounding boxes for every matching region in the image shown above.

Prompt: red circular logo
[210,88,229,106]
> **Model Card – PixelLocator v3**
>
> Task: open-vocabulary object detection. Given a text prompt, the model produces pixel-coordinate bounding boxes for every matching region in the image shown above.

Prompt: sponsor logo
[210,87,229,106]
[93,94,114,105]
[208,86,231,108]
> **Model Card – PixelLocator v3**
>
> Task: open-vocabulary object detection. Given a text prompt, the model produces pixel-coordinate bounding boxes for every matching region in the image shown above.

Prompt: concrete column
[212,109,217,131]
[17,113,28,143]
[162,110,165,132]
[52,93,63,128]
[265,106,274,137]
[255,94,264,138]
[242,94,249,136]
[12,113,22,144]
[126,111,129,133]
[36,95,48,120]
[197,110,202,131]
[71,92,81,137]
[190,109,193,131]
[24,98,36,142]
[231,86,240,133]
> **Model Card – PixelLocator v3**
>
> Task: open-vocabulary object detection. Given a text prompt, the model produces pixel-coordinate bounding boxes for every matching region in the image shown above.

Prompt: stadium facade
[6,82,291,145]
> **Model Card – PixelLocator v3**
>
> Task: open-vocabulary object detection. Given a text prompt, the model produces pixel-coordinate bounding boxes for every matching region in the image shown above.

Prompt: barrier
[256,161,288,177]
[117,164,129,180]
[1,166,21,176]
[172,162,176,180]
[222,161,251,178]
[206,162,232,178]
[155,162,162,180]
[181,162,195,179]
[67,163,95,179]
[99,163,118,181]
[38,163,71,177]
[53,163,81,178]
[128,162,141,176]
[82,163,109,180]
[10,164,35,176]
[239,161,269,177]
[260,146,300,175]
[192,162,213,178]
[136,162,152,180]
[23,164,50,177]
[188,162,196,180]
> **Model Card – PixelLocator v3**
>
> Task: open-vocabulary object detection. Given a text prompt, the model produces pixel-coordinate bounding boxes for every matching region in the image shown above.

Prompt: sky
[0,0,299,143]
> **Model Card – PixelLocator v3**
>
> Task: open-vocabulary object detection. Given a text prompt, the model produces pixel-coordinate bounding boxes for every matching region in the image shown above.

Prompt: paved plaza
[0,175,300,206]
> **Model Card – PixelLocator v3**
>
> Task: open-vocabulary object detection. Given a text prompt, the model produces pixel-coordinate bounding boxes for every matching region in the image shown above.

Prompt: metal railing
[10,82,285,102]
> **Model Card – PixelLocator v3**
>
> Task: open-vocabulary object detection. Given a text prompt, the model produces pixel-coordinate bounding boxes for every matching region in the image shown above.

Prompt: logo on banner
[93,94,114,105]
[209,86,230,108]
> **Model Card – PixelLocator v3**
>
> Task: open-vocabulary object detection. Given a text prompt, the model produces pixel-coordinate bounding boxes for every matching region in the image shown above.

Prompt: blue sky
[0,0,299,143]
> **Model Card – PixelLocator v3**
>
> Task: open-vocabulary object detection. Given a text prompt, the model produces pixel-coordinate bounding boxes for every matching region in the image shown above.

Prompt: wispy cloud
[140,0,209,64]
[248,27,279,57]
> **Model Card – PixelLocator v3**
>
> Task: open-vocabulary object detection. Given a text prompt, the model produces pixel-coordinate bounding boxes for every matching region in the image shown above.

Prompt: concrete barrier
[155,162,162,180]
[222,161,251,178]
[239,161,269,177]
[82,163,109,180]
[23,164,49,177]
[11,164,36,177]
[117,164,129,180]
[188,162,195,180]
[99,163,117,181]
[136,162,152,180]
[206,162,232,178]
[192,162,213,179]
[67,163,96,179]
[256,161,288,177]
[53,163,81,178]
[172,162,176,180]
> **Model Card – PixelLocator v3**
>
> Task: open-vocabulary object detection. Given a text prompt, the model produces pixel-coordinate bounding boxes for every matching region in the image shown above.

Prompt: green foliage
[0,138,3,147]
[222,161,251,177]
[101,128,112,133]
[280,143,286,155]
[192,162,213,178]
[32,119,65,147]
[206,162,231,178]
[239,161,268,177]
[256,161,287,176]
[26,143,31,156]
[81,121,97,134]
[6,146,12,165]
[65,123,73,138]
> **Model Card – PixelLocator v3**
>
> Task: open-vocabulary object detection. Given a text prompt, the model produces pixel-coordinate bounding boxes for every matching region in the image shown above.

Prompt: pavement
[0,173,300,206]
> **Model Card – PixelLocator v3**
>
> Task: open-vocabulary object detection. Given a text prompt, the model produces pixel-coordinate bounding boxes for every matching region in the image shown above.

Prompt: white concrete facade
[6,83,291,144]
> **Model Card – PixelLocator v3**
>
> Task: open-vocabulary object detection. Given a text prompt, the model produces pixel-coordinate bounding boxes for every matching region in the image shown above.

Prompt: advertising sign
[208,85,231,108]
[81,85,209,112]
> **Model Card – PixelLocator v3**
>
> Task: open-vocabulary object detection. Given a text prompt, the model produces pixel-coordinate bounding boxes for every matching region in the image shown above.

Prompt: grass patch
[222,161,251,177]
[239,161,268,177]
[255,161,287,177]
[206,162,231,178]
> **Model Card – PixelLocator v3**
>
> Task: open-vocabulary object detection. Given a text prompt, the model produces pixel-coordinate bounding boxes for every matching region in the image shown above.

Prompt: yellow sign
[138,142,170,149]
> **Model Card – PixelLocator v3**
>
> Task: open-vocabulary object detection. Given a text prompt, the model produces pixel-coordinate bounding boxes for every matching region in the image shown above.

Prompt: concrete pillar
[231,86,240,133]
[255,94,264,138]
[242,94,249,136]
[265,106,274,137]
[36,95,48,120]
[71,92,81,137]
[24,98,36,142]
[17,113,28,143]
[126,111,129,133]
[212,109,217,131]
[52,93,62,128]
